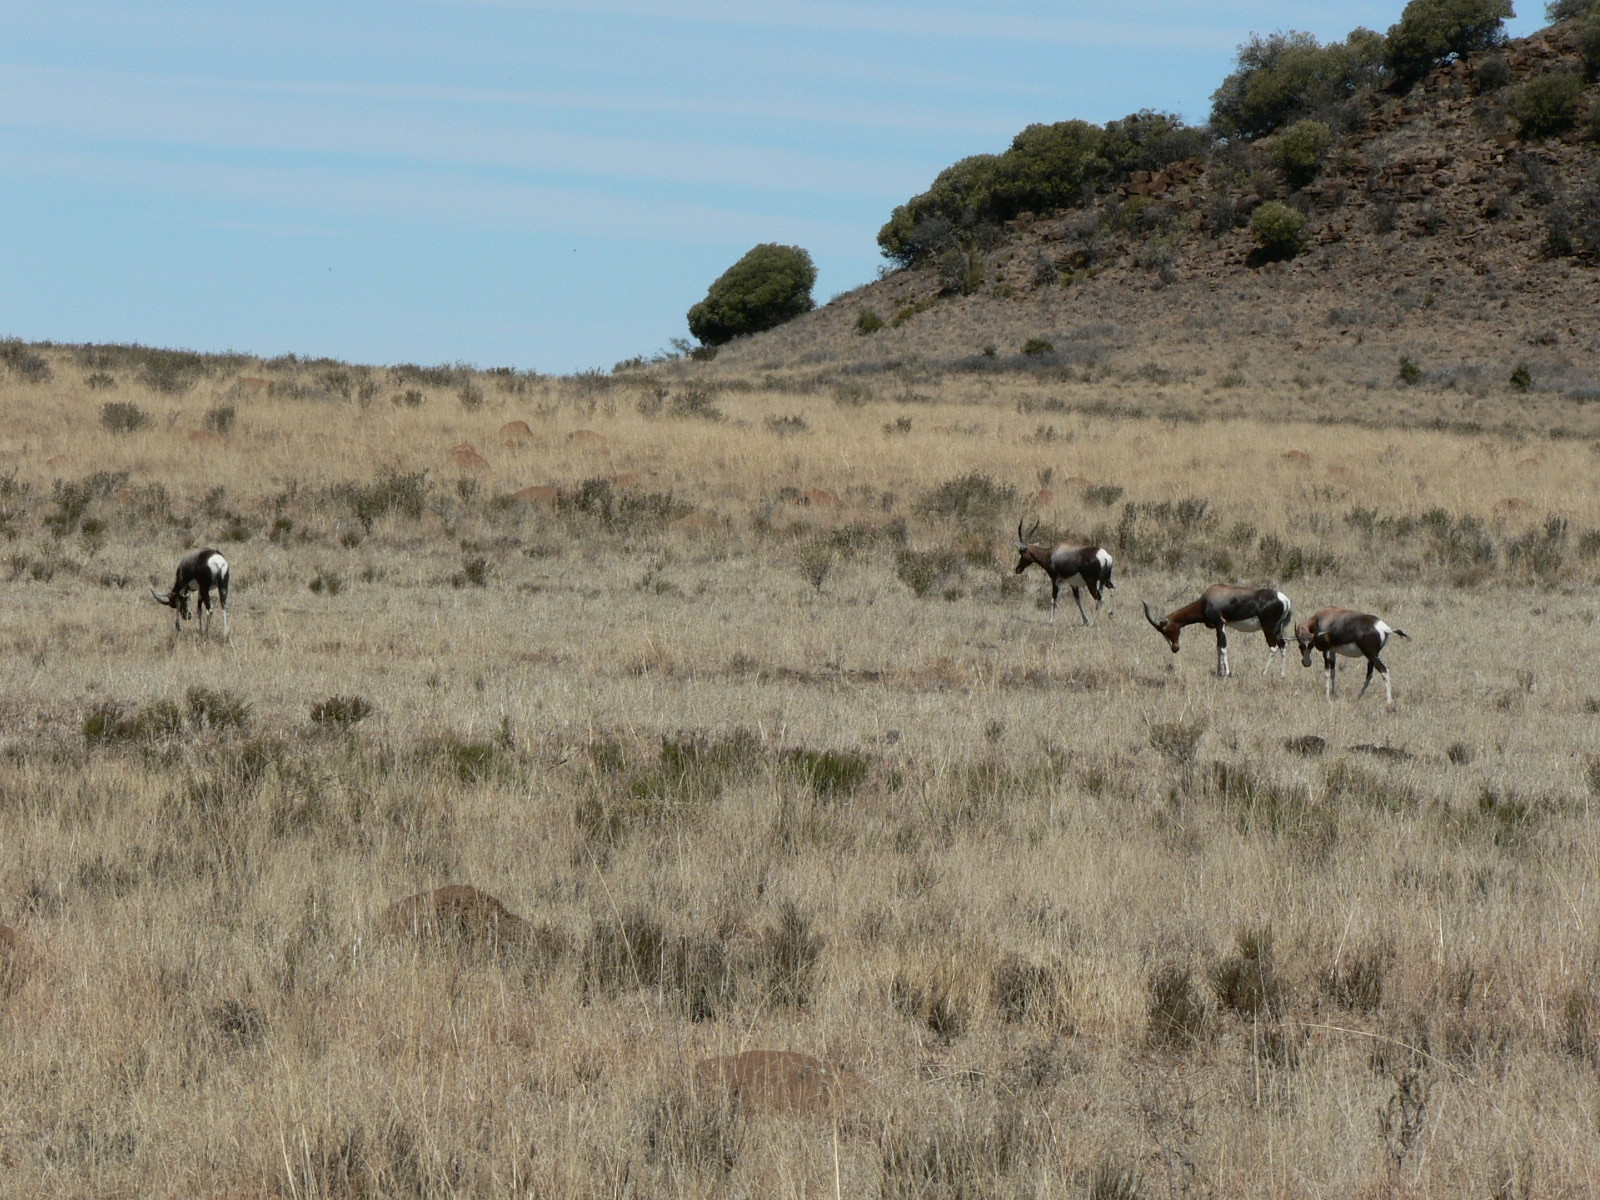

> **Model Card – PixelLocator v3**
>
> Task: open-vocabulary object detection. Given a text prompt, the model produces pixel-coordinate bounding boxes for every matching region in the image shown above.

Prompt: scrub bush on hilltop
[687,244,817,347]
[1387,0,1513,89]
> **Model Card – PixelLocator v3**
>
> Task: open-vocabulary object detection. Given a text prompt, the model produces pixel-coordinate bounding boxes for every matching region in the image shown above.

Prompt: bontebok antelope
[1143,584,1293,677]
[150,549,230,637]
[1013,520,1116,624]
[1295,607,1408,703]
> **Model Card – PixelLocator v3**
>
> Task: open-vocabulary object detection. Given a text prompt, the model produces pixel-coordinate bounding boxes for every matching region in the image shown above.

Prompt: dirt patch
[692,1050,865,1114]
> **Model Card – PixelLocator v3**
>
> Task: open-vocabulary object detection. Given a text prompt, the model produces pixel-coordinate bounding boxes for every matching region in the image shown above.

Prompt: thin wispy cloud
[0,1,1550,371]
[0,143,866,251]
[434,0,1243,50]
[0,64,919,199]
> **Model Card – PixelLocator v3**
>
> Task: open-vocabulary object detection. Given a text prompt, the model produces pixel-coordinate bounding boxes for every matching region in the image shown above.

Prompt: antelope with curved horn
[1013,519,1116,624]
[150,548,230,637]
[1295,607,1409,703]
[1142,584,1293,677]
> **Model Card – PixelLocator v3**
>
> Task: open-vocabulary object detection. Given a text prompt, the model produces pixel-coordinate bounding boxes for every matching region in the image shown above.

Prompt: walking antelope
[1142,584,1293,678]
[150,549,230,637]
[1295,607,1409,703]
[1013,520,1116,624]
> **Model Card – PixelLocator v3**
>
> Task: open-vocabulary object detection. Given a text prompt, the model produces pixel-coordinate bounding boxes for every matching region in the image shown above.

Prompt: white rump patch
[1095,549,1113,572]
[1373,620,1393,641]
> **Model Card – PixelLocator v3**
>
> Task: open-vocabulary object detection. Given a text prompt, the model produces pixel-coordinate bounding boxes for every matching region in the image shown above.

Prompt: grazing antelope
[150,548,230,637]
[1013,520,1116,624]
[1143,584,1293,678]
[1295,607,1409,703]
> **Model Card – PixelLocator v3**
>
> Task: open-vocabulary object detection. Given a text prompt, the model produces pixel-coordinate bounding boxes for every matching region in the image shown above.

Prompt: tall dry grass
[1,342,1599,1197]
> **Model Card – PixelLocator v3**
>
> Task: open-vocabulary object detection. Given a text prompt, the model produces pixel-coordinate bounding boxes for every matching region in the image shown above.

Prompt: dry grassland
[2,345,1600,1198]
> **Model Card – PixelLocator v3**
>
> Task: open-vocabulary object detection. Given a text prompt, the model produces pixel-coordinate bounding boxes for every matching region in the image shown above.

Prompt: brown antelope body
[1143,584,1293,677]
[1295,607,1409,702]
[150,548,230,637]
[1014,520,1116,624]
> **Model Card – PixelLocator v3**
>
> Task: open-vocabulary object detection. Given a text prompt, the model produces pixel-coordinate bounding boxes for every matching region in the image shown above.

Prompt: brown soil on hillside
[714,26,1600,436]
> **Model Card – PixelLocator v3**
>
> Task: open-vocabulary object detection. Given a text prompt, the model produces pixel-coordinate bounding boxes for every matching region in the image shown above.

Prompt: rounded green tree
[687,244,817,346]
[1387,0,1512,89]
[1251,201,1311,259]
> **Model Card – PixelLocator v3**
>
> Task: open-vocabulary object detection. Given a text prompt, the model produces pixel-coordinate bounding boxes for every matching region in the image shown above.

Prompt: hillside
[710,23,1600,436]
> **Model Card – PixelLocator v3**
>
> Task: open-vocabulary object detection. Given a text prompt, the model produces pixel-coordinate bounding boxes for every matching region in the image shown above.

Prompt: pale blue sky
[2,2,1542,374]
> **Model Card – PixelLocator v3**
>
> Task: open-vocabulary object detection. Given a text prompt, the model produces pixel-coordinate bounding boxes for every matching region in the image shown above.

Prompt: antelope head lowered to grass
[1013,519,1116,624]
[1295,607,1409,703]
[1142,584,1293,677]
[150,548,230,637]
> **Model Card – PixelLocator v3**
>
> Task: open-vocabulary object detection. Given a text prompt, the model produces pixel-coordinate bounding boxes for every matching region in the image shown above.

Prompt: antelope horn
[150,587,170,604]
[1142,601,1163,631]
[1015,519,1027,550]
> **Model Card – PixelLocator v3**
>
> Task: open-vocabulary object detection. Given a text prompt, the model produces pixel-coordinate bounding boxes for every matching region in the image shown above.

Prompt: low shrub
[309,695,374,727]
[99,402,151,434]
[919,471,1017,520]
[1250,201,1310,259]
[1269,119,1333,189]
[0,341,52,383]
[1509,72,1583,139]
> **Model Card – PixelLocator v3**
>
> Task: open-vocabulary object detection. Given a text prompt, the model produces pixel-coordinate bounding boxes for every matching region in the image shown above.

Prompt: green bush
[1547,0,1600,19]
[1579,17,1600,81]
[985,120,1111,219]
[876,154,1004,266]
[877,111,1207,265]
[1510,72,1584,138]
[856,308,885,334]
[1473,53,1513,91]
[1250,201,1311,258]
[1386,0,1512,90]
[1210,28,1388,139]
[686,243,816,346]
[1099,109,1211,174]
[1269,119,1334,189]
